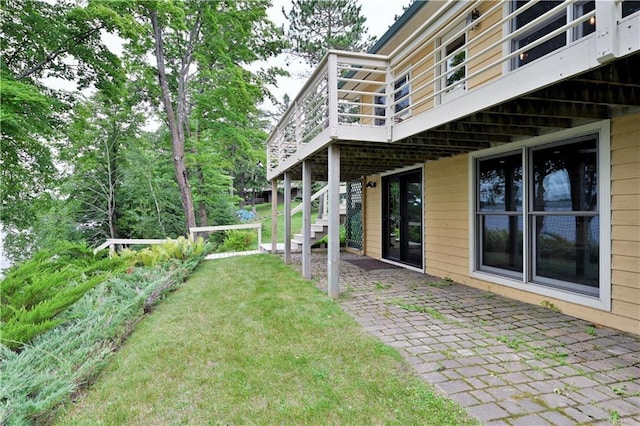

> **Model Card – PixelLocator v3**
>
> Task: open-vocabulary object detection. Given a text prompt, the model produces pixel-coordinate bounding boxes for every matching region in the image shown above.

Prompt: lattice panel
[345,179,363,250]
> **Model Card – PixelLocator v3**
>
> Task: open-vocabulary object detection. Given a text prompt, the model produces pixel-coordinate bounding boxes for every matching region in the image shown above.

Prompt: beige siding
[417,116,640,334]
[363,175,382,258]
[424,155,470,279]
[610,113,640,330]
[406,43,435,116]
[359,76,385,126]
[468,3,503,90]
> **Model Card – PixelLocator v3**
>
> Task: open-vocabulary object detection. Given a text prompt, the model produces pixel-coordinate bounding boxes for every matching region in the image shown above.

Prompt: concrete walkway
[287,252,640,425]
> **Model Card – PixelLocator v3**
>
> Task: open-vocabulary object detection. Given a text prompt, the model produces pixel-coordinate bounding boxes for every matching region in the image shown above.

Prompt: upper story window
[511,1,595,68]
[374,73,411,125]
[438,22,467,103]
[393,73,411,119]
[623,1,640,18]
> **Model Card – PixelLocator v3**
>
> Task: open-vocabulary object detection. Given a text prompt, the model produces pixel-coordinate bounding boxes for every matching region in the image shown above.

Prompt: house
[265,0,640,335]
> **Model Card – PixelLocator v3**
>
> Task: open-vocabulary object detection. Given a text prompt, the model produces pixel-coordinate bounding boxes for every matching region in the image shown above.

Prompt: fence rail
[94,223,264,259]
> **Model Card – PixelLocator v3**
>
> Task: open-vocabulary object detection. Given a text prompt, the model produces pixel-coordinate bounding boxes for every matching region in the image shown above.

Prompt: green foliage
[0,243,127,350]
[216,230,256,252]
[0,255,203,425]
[540,300,561,313]
[0,72,60,230]
[314,225,346,246]
[114,237,208,267]
[283,0,375,67]
[116,130,186,239]
[0,238,206,351]
[58,94,144,245]
[114,0,287,230]
[0,0,128,231]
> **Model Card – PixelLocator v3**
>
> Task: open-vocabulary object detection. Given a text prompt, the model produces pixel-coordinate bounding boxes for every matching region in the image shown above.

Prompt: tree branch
[16,26,104,80]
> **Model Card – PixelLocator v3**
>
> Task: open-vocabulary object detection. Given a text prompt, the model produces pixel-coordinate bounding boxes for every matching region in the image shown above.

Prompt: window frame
[438,21,467,103]
[374,72,411,126]
[510,0,596,69]
[469,121,611,311]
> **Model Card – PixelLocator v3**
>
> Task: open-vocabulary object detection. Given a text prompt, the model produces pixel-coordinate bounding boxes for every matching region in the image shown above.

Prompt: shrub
[1,242,127,350]
[0,240,207,424]
[0,238,207,351]
[217,230,256,252]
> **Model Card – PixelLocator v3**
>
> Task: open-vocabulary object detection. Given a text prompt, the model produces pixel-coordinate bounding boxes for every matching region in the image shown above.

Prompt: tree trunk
[150,9,196,233]
[105,133,118,239]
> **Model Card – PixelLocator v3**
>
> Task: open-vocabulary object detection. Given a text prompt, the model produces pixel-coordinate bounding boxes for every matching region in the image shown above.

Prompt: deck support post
[327,144,340,298]
[271,178,278,254]
[302,160,312,279]
[284,172,292,264]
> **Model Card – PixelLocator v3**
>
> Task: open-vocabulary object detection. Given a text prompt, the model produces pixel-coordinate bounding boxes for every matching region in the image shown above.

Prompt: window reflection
[481,215,523,273]
[479,154,522,212]
[535,216,599,289]
[532,139,597,212]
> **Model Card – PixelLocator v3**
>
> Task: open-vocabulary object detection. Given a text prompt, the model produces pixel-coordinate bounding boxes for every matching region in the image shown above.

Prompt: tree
[118,0,286,232]
[0,0,127,230]
[282,0,375,68]
[116,130,186,240]
[58,94,143,244]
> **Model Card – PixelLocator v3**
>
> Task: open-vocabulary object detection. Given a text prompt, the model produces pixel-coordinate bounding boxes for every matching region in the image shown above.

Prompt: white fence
[94,223,263,260]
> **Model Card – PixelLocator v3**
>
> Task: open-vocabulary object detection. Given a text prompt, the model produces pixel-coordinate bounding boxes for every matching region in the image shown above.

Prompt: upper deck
[267,0,640,181]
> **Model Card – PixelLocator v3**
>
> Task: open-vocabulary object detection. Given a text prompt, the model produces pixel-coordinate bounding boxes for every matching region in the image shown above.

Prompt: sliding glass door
[382,169,423,268]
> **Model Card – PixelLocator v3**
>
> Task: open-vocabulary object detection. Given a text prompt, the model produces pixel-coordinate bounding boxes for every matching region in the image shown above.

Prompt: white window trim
[438,20,468,104]
[392,71,412,122]
[376,72,412,124]
[468,120,611,311]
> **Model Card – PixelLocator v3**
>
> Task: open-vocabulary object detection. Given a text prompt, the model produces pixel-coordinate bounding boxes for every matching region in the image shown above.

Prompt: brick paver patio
[287,252,640,425]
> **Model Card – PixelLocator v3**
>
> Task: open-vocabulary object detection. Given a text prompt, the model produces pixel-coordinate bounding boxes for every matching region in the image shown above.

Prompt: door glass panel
[386,178,401,261]
[383,170,422,268]
[406,173,423,266]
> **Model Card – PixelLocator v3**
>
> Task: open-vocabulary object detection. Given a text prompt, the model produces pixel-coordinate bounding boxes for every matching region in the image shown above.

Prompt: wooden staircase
[291,217,329,252]
[259,184,346,254]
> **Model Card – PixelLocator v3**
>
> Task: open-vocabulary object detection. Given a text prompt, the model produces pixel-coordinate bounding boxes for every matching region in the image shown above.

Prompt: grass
[253,201,317,244]
[57,255,475,425]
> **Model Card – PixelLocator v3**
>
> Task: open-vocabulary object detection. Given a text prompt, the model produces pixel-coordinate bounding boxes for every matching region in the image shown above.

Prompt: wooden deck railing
[266,0,636,179]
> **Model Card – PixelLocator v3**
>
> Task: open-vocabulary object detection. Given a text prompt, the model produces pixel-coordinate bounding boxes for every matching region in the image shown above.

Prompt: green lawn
[253,201,317,244]
[57,255,475,425]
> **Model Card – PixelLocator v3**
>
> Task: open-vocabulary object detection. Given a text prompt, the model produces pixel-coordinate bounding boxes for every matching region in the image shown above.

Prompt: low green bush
[114,236,207,266]
[0,238,207,425]
[216,229,256,252]
[313,224,346,247]
[1,237,207,350]
[1,243,128,350]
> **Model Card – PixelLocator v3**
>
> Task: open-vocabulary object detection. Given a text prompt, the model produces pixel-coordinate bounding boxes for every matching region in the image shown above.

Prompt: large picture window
[475,134,602,298]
